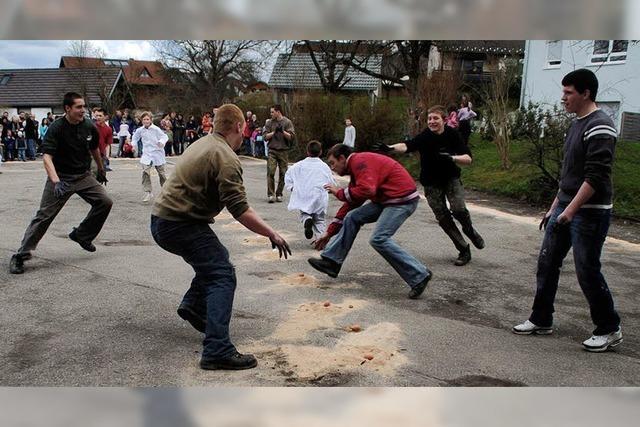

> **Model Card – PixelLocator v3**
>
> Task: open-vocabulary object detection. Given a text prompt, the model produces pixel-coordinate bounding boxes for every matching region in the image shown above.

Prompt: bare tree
[155,40,281,109]
[342,40,433,109]
[65,40,110,108]
[482,58,522,170]
[298,40,363,93]
[418,69,464,112]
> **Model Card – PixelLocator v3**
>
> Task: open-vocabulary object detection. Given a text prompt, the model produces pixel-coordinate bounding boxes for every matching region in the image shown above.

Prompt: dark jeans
[459,120,472,145]
[18,173,113,255]
[530,203,620,335]
[150,216,237,359]
[26,139,36,159]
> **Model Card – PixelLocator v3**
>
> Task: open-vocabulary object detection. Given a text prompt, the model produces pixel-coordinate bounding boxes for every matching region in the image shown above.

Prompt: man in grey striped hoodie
[513,69,622,352]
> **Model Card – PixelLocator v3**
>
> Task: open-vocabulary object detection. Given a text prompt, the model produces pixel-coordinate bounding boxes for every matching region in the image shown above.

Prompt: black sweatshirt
[405,126,471,187]
[558,109,617,208]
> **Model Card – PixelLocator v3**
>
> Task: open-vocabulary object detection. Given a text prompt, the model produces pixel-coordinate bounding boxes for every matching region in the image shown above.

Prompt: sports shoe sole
[304,218,314,239]
[583,338,623,353]
[512,327,553,335]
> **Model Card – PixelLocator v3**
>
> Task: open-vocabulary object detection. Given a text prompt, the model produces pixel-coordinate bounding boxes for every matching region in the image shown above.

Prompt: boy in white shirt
[285,140,336,239]
[132,111,168,202]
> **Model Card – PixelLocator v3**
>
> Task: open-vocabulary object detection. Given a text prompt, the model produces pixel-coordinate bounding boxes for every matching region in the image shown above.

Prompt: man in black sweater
[513,69,622,352]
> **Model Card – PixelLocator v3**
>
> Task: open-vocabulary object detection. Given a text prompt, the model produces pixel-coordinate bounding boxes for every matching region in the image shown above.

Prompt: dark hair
[271,104,283,113]
[327,143,353,159]
[63,92,83,109]
[447,104,458,113]
[307,140,322,157]
[562,68,598,101]
[94,108,105,114]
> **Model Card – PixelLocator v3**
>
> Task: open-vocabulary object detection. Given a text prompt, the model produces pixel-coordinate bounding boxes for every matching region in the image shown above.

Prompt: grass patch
[398,134,640,220]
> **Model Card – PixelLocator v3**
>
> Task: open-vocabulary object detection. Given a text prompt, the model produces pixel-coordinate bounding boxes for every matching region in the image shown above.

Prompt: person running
[9,92,111,274]
[379,105,484,266]
[264,105,295,203]
[308,144,432,299]
[132,112,168,203]
[513,69,622,352]
[284,140,336,240]
[151,104,291,370]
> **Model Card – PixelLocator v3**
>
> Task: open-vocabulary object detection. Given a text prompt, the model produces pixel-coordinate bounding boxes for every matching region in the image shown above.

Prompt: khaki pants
[18,173,113,255]
[267,150,288,197]
[142,163,166,193]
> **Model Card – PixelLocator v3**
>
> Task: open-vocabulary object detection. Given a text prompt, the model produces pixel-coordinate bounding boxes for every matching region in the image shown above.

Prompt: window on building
[590,40,628,64]
[139,68,151,78]
[0,74,11,85]
[103,59,129,67]
[546,40,562,67]
[462,59,484,74]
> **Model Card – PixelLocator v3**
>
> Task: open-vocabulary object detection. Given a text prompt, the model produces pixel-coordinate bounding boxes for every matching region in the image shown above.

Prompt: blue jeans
[18,148,26,161]
[26,139,36,159]
[530,203,620,335]
[322,200,430,288]
[150,216,238,359]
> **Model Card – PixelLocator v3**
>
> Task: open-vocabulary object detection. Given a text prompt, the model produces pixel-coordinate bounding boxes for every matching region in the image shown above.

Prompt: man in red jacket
[308,144,432,299]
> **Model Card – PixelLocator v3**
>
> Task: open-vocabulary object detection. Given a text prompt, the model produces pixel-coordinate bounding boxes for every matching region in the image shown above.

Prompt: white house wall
[31,107,52,121]
[521,40,640,130]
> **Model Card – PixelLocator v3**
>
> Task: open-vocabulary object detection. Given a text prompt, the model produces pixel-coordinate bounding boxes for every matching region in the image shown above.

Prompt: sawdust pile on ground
[252,298,407,380]
[270,299,365,341]
[279,322,407,379]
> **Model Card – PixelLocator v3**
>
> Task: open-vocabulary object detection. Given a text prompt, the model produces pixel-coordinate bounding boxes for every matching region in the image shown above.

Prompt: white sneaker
[276,196,283,202]
[512,320,553,335]
[267,196,275,203]
[582,328,622,352]
[142,192,152,203]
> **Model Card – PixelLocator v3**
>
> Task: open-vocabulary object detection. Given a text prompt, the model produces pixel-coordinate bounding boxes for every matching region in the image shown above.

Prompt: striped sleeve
[583,124,617,141]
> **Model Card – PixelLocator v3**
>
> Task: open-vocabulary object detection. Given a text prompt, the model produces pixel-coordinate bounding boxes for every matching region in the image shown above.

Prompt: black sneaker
[200,351,258,370]
[308,256,341,278]
[177,303,206,333]
[304,218,314,239]
[9,254,25,274]
[408,272,432,299]
[454,245,471,266]
[69,228,96,252]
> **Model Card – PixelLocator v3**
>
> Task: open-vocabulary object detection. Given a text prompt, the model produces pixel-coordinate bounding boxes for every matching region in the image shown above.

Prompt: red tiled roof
[60,56,169,86]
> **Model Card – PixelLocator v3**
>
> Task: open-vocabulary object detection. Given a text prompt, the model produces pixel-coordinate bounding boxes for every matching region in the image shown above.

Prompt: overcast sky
[0,40,158,69]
